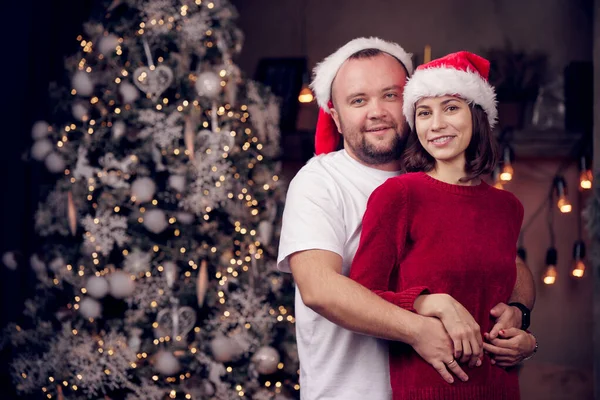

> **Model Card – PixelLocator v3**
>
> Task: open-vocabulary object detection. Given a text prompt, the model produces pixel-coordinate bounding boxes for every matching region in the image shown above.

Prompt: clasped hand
[412,295,534,383]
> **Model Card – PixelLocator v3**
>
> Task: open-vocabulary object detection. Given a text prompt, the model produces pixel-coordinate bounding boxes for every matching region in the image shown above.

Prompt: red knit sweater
[349,172,524,400]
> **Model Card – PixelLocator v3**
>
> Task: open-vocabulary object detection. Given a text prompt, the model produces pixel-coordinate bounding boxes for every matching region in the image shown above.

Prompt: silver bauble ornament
[2,252,17,270]
[44,153,66,173]
[195,71,221,99]
[31,120,50,140]
[108,270,135,298]
[31,139,53,161]
[79,297,102,319]
[98,33,119,55]
[72,102,89,121]
[72,71,94,96]
[143,209,168,234]
[119,81,139,103]
[252,346,280,375]
[210,336,238,363]
[131,177,156,203]
[168,175,186,193]
[154,351,181,375]
[86,275,110,299]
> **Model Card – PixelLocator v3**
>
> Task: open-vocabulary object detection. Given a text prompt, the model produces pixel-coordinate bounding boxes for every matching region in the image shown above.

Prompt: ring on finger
[446,359,457,367]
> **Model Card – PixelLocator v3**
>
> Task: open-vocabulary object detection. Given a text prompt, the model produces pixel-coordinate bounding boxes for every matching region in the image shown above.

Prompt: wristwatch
[508,302,531,330]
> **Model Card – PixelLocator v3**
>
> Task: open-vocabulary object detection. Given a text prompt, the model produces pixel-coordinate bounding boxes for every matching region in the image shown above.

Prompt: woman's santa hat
[310,37,414,155]
[403,51,497,130]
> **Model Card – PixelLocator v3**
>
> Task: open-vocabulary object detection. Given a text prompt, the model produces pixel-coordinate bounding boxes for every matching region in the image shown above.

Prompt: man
[277,37,536,400]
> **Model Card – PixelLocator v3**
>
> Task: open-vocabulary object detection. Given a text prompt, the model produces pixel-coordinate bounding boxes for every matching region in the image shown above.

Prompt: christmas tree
[2,0,298,399]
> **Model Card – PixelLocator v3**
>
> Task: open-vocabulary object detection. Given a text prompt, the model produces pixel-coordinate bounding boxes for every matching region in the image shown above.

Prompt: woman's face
[414,95,472,168]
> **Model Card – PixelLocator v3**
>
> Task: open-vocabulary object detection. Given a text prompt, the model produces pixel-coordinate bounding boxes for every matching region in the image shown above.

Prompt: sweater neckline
[418,171,490,196]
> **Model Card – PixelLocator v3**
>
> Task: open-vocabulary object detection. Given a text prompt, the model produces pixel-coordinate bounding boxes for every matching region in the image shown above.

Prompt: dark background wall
[1,0,96,326]
[231,0,593,80]
[0,1,94,396]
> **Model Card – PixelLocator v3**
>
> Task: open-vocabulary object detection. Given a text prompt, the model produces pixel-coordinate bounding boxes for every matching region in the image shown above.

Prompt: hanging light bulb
[492,165,504,190]
[579,156,593,190]
[297,70,314,103]
[298,84,314,103]
[500,145,514,182]
[571,240,586,278]
[554,176,572,213]
[542,247,558,285]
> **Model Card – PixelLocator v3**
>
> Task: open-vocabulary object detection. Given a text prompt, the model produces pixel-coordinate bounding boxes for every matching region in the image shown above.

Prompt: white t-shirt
[278,150,400,400]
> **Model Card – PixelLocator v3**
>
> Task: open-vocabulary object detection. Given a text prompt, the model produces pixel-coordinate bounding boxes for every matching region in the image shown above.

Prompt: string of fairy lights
[493,143,593,285]
[20,1,300,399]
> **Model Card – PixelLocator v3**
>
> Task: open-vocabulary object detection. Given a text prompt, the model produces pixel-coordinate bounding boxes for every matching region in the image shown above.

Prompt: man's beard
[343,122,409,166]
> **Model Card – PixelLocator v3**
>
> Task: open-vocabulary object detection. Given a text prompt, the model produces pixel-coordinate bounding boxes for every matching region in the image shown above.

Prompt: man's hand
[410,317,470,384]
[414,294,483,367]
[488,302,522,340]
[483,328,536,367]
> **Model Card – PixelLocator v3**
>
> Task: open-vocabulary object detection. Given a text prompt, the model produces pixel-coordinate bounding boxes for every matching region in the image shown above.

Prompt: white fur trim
[403,68,497,129]
[310,37,414,113]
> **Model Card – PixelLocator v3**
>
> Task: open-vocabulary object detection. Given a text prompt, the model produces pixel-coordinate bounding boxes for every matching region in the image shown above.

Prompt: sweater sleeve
[514,197,525,241]
[349,178,429,312]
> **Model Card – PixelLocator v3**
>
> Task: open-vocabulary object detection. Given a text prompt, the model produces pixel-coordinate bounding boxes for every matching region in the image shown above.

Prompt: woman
[349,51,528,399]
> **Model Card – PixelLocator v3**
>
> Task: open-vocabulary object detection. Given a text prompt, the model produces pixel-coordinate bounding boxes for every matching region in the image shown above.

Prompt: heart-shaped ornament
[155,305,196,339]
[133,65,174,101]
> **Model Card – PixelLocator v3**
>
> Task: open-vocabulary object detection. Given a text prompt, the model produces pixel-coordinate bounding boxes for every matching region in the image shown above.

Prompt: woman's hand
[414,294,483,367]
[483,328,537,367]
[487,302,523,339]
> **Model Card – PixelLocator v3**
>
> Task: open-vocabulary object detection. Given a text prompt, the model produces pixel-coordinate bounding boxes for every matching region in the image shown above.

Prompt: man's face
[330,53,409,166]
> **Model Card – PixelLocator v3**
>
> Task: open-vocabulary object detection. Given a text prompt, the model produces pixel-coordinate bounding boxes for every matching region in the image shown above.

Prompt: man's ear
[330,108,342,134]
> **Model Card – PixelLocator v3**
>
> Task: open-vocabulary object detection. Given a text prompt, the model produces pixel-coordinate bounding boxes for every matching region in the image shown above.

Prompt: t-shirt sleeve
[277,169,346,273]
[349,178,429,312]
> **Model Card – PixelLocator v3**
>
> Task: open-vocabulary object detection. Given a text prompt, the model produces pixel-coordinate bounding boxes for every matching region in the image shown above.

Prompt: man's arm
[290,249,469,384]
[488,256,536,338]
[509,256,536,309]
[291,249,422,341]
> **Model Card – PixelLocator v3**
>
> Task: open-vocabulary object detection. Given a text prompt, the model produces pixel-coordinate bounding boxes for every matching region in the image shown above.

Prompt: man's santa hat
[310,37,414,155]
[403,51,497,130]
